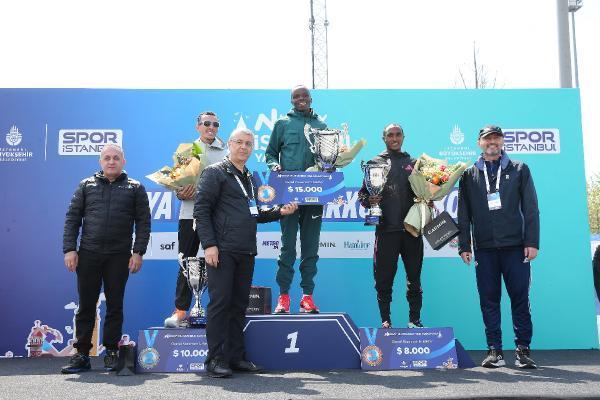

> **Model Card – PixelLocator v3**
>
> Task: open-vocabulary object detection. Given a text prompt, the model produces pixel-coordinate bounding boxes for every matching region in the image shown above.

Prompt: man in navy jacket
[457,125,539,369]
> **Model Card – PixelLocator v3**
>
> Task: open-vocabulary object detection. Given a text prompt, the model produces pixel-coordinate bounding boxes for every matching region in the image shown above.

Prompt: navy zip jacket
[457,151,540,254]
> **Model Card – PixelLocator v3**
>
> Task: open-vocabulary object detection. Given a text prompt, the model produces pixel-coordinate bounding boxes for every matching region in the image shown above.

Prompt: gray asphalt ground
[1,351,599,400]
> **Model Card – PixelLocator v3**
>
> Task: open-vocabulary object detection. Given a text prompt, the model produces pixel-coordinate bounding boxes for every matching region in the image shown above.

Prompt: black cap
[478,125,503,139]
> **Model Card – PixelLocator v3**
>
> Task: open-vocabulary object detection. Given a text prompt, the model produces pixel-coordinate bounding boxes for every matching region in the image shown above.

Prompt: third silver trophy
[361,160,391,225]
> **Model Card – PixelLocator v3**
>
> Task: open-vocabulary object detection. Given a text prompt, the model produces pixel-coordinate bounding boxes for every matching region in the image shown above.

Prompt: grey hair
[228,128,254,142]
[100,144,124,158]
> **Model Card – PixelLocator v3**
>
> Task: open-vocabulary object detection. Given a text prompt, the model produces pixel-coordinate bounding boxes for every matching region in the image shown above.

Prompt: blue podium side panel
[455,339,476,368]
[244,313,361,370]
[360,327,459,370]
[136,328,208,373]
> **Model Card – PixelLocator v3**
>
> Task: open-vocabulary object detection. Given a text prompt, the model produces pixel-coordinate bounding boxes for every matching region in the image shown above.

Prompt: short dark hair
[291,85,310,97]
[197,111,217,124]
[382,123,404,137]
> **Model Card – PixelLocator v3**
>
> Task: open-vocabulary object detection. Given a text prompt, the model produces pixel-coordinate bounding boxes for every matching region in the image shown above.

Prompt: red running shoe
[274,294,290,314]
[299,295,319,314]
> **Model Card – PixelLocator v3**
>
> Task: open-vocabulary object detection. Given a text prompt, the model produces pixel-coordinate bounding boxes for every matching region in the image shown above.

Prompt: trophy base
[318,164,336,173]
[365,215,381,226]
[188,315,207,328]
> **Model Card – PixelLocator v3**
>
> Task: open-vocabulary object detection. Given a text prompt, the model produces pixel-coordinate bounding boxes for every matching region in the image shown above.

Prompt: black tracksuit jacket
[358,150,416,232]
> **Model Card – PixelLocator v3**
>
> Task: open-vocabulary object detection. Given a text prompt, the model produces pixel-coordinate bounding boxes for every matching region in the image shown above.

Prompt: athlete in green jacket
[265,85,327,314]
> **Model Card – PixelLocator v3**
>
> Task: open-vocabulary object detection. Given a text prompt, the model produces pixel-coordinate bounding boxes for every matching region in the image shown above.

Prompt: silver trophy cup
[178,254,208,327]
[304,123,349,172]
[361,160,391,225]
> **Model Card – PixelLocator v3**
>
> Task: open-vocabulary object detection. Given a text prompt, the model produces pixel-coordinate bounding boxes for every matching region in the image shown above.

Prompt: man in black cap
[457,125,540,369]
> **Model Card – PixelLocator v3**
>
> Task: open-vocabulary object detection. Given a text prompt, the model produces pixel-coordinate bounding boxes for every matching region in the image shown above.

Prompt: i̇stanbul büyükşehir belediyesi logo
[6,125,22,146]
[1,125,34,163]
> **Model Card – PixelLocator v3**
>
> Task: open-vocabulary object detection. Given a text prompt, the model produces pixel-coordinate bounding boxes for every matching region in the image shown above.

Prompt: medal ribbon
[144,329,158,348]
[363,327,378,346]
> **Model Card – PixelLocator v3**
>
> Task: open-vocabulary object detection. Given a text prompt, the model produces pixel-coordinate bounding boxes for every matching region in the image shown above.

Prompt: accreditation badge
[248,199,259,217]
[487,192,502,210]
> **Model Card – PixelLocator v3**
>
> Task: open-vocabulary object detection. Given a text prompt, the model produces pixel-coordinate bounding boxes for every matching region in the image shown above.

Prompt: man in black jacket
[61,144,151,374]
[195,128,297,378]
[358,123,424,329]
[458,125,539,369]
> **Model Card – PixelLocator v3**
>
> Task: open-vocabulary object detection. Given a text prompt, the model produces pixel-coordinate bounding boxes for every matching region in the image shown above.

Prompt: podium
[243,313,361,370]
[136,314,473,373]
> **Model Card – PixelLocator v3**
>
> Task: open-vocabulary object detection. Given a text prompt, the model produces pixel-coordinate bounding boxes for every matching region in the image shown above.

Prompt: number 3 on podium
[285,331,300,354]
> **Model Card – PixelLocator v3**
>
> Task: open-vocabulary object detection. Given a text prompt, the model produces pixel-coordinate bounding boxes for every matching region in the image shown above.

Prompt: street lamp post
[568,0,583,88]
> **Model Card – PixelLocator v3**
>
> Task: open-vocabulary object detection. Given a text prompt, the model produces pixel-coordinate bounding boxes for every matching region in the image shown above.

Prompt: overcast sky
[1,0,598,174]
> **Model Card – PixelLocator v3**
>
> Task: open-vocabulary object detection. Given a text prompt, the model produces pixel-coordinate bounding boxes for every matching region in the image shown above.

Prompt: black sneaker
[230,359,263,373]
[408,320,424,328]
[515,345,537,369]
[206,357,232,378]
[61,353,91,374]
[104,349,119,372]
[481,348,505,368]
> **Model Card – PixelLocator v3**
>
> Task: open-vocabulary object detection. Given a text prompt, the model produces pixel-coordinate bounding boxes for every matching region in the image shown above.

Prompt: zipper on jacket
[103,181,113,252]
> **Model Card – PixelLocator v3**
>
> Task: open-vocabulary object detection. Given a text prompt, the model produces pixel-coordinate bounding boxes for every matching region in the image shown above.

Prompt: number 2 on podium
[285,331,300,353]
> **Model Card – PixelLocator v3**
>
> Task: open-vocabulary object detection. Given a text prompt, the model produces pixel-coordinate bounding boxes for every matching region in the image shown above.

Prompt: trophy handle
[177,253,189,279]
[304,124,316,153]
[340,123,349,148]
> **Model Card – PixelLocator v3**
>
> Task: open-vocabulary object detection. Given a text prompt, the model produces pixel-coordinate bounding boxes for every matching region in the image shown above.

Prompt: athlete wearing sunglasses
[164,111,228,328]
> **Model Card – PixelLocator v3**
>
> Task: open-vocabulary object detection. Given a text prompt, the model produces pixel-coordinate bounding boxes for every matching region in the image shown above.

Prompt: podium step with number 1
[243,313,361,370]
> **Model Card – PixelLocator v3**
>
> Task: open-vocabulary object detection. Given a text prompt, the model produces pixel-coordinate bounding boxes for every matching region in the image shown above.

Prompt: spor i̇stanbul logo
[6,125,22,146]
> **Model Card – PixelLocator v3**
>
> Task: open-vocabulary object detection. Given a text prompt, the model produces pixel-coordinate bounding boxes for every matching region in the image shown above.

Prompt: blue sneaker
[61,353,91,374]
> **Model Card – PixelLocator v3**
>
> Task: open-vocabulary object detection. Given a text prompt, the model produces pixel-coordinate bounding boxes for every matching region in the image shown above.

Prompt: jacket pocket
[282,133,302,169]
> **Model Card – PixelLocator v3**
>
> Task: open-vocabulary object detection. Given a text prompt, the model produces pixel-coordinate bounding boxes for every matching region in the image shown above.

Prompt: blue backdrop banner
[0,88,596,358]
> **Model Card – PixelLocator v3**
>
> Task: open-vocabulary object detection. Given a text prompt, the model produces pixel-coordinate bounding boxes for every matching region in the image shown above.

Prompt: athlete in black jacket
[358,123,424,329]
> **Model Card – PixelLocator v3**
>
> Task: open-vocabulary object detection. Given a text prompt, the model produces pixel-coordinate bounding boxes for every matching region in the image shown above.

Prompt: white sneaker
[164,309,187,328]
[408,320,425,328]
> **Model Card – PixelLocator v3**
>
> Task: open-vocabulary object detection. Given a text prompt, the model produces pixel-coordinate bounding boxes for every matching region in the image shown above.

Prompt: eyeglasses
[230,139,254,148]
[200,121,220,128]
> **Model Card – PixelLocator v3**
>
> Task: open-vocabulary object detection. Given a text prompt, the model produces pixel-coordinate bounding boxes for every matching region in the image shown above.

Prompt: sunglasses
[200,121,220,128]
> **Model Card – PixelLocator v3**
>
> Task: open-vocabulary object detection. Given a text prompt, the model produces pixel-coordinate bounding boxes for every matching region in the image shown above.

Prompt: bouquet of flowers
[404,154,467,237]
[146,142,206,190]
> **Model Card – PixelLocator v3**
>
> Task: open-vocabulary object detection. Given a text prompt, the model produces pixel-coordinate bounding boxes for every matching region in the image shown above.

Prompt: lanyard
[234,174,255,201]
[483,162,501,194]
